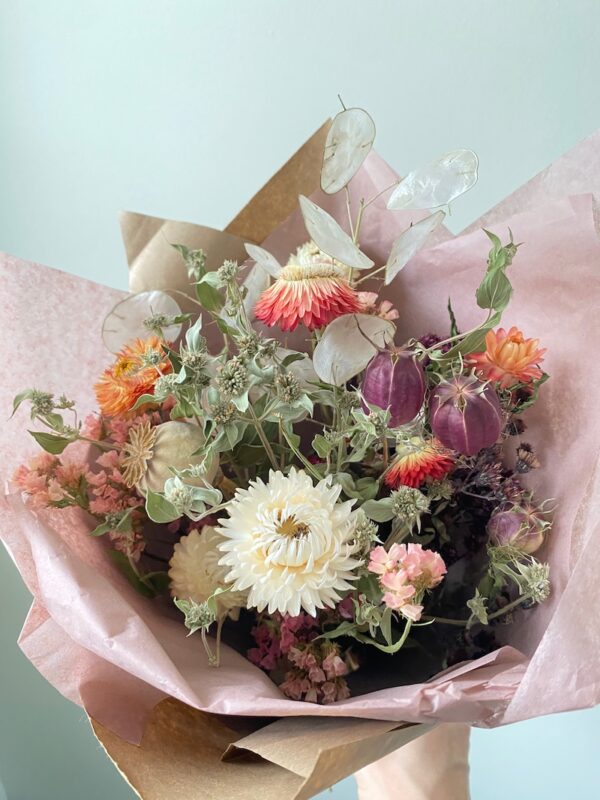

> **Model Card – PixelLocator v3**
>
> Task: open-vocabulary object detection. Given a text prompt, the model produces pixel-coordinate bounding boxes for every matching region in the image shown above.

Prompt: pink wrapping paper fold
[2,130,600,745]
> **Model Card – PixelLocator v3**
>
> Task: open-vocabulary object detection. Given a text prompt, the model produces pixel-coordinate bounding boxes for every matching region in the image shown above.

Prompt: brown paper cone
[92,698,433,800]
[226,120,331,242]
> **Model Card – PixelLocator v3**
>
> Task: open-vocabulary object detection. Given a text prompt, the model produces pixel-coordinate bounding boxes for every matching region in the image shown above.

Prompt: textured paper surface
[91,698,431,800]
[355,724,471,800]
[226,121,333,243]
[2,126,600,798]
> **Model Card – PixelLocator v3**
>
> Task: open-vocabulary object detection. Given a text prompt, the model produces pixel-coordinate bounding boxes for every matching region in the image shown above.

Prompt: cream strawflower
[168,526,245,619]
[217,468,362,617]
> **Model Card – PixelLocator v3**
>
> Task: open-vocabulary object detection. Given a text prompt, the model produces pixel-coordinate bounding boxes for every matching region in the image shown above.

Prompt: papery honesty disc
[102,290,182,353]
[385,210,446,284]
[321,107,376,195]
[313,313,395,385]
[299,195,374,270]
[387,149,479,210]
[244,244,282,278]
[242,264,270,318]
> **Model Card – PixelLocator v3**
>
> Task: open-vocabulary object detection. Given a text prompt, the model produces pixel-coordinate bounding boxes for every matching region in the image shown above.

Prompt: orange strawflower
[94,337,171,417]
[385,436,454,489]
[467,327,545,389]
[254,263,360,332]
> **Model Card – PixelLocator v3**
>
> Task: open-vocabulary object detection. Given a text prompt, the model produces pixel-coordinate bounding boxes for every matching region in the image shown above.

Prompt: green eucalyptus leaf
[171,243,190,260]
[281,352,306,368]
[312,435,334,459]
[89,521,112,537]
[231,391,250,413]
[11,390,33,417]
[380,606,393,646]
[476,268,512,312]
[512,372,550,413]
[195,281,224,313]
[28,430,73,455]
[447,297,459,338]
[357,572,384,604]
[108,550,154,598]
[234,444,270,467]
[131,393,159,411]
[215,318,239,337]
[141,571,171,595]
[360,497,395,522]
[319,620,359,640]
[352,630,410,654]
[225,421,246,450]
[145,491,180,524]
[42,412,65,430]
[198,271,223,289]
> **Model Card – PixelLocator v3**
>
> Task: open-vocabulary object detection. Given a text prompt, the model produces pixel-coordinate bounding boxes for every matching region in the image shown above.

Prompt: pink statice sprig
[368,542,447,623]
[248,611,354,703]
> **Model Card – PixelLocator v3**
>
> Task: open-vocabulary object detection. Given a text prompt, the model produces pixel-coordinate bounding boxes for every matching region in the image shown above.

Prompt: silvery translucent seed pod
[429,374,502,456]
[361,349,426,427]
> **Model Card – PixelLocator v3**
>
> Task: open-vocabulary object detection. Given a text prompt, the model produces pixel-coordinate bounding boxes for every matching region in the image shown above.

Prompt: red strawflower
[385,436,454,489]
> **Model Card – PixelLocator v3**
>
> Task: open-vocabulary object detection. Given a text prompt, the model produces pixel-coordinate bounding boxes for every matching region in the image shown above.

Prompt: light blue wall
[1,2,599,798]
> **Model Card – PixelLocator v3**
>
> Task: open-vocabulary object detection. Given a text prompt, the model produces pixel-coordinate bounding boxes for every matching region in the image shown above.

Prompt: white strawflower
[217,468,362,617]
[169,526,246,619]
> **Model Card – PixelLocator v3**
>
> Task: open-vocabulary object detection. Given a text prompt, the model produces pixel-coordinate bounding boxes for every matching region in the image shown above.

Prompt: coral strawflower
[254,263,360,332]
[467,326,546,389]
[94,336,171,417]
[385,436,454,489]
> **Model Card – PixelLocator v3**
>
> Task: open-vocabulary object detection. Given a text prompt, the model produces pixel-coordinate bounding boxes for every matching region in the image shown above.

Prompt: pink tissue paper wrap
[1,130,600,749]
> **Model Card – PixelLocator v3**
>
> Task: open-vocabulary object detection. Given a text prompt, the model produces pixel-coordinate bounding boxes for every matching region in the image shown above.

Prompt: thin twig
[424,595,530,627]
[247,405,279,471]
[363,180,400,209]
[281,427,322,480]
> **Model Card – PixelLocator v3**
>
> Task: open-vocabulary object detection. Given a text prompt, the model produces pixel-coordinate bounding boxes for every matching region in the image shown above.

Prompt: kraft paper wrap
[91,698,432,800]
[2,124,600,799]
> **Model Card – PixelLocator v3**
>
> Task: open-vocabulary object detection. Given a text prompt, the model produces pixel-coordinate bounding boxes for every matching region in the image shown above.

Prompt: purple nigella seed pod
[361,349,426,427]
[429,374,502,456]
[487,502,549,555]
